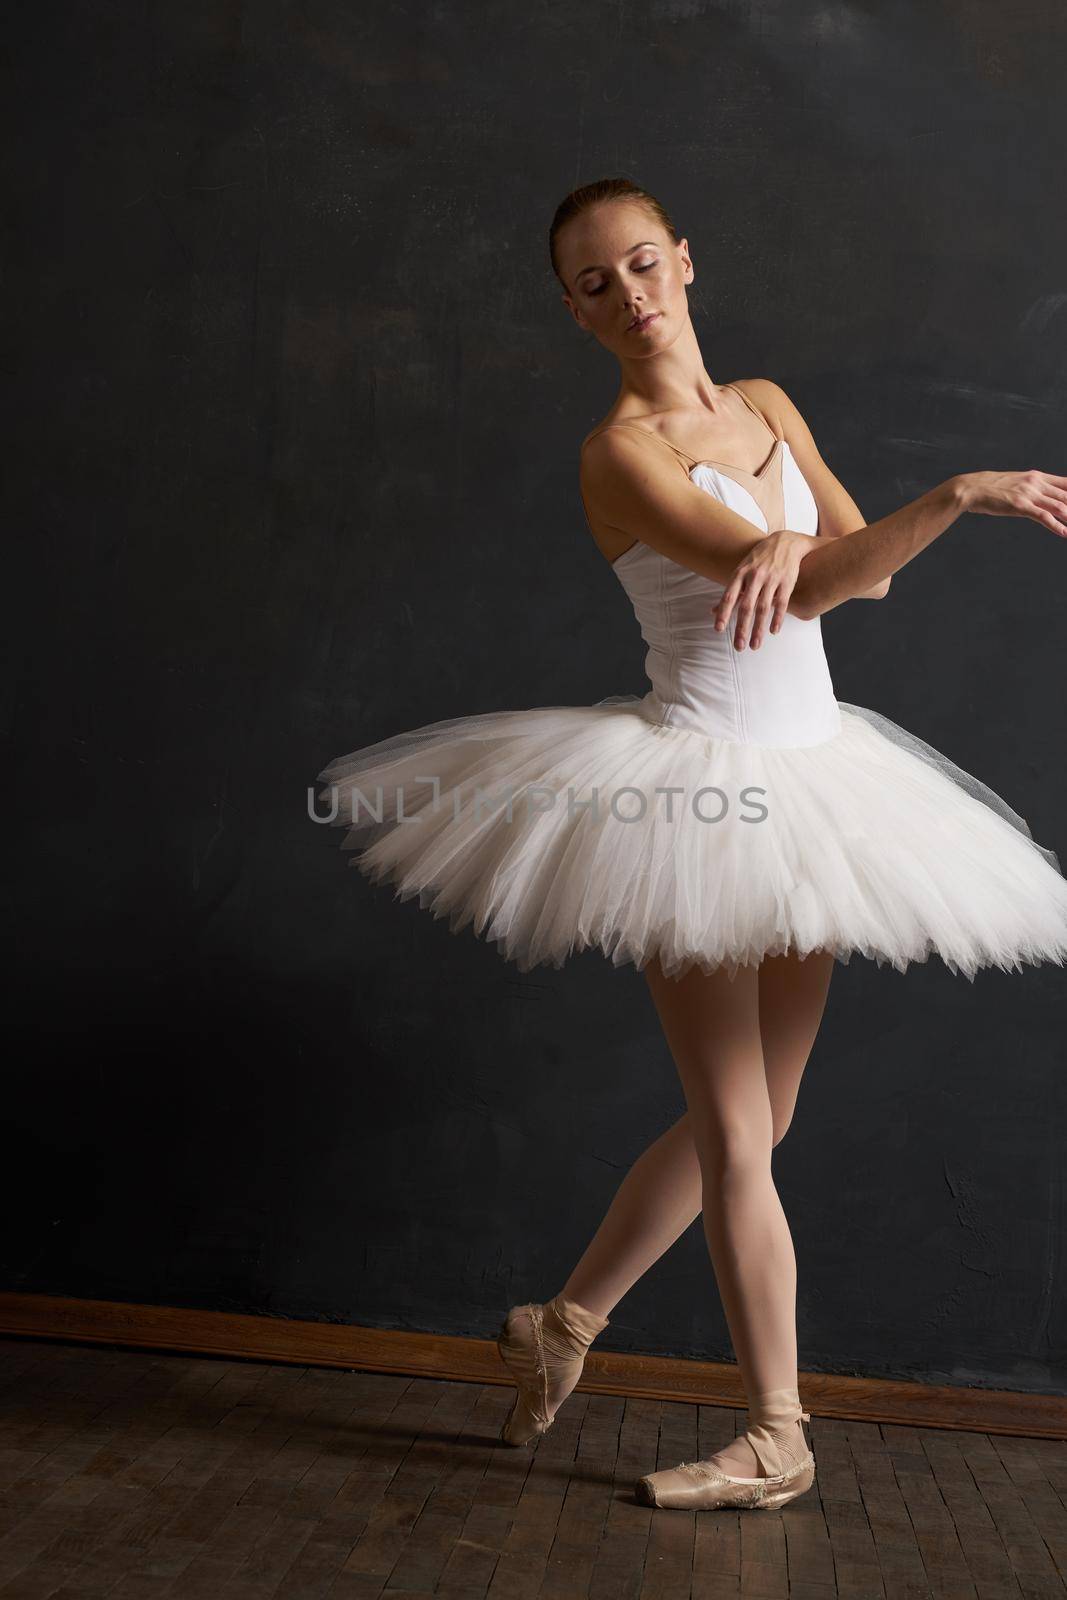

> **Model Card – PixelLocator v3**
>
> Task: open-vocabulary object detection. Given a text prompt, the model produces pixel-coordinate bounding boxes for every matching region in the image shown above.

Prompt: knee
[698,1120,772,1177]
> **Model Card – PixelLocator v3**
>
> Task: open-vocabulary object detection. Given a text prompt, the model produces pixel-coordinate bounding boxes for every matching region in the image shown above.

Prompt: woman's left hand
[712,529,814,650]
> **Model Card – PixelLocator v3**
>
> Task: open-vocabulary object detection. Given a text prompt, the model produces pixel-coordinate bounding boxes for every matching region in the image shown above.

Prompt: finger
[768,587,789,636]
[749,592,771,649]
[1032,495,1067,537]
[1032,492,1067,528]
[733,582,764,651]
[715,579,744,628]
[749,587,779,649]
[1036,481,1067,510]
[714,578,744,630]
[719,569,756,635]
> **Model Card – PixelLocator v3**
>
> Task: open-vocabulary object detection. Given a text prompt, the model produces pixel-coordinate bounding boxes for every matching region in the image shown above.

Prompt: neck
[612,318,727,415]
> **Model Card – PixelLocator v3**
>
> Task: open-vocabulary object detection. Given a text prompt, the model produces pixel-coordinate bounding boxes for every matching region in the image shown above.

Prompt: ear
[561,294,588,331]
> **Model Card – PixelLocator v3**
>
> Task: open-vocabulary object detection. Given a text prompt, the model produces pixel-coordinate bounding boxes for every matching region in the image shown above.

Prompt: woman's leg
[561,949,834,1321]
[633,949,831,1476]
[757,947,836,1146]
[559,1111,702,1320]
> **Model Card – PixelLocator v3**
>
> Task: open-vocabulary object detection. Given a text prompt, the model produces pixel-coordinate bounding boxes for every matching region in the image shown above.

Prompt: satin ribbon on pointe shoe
[496,1292,609,1446]
[635,1385,815,1510]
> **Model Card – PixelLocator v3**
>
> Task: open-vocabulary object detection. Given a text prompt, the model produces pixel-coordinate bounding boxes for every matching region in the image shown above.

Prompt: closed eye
[588,261,657,296]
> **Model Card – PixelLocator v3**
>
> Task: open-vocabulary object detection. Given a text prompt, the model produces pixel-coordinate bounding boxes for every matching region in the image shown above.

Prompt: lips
[628,312,658,332]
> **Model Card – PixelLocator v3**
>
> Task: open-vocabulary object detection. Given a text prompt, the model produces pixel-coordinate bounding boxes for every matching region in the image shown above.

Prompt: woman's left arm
[755,378,891,601]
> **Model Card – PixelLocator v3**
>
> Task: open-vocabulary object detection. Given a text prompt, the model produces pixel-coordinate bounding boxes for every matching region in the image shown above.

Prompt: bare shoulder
[579,414,679,488]
[730,377,824,445]
[580,409,629,452]
[578,418,683,566]
[579,425,643,565]
[727,376,792,431]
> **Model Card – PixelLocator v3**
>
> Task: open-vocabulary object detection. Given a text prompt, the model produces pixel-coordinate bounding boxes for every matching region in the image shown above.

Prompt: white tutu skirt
[315,695,1067,982]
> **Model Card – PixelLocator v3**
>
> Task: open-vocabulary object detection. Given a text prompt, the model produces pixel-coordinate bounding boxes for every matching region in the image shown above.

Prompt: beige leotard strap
[584,419,698,471]
[727,383,782,445]
[583,384,781,476]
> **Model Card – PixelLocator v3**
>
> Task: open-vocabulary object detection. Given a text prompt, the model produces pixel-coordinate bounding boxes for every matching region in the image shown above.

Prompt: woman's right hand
[958,469,1067,537]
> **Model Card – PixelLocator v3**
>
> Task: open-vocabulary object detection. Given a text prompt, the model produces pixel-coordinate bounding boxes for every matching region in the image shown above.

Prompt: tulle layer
[314,694,1067,982]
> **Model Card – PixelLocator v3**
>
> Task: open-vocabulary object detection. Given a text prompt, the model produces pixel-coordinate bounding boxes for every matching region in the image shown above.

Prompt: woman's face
[557,202,692,358]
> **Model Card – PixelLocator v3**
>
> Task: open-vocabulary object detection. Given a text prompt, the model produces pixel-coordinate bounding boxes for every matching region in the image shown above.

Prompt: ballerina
[315,175,1067,1511]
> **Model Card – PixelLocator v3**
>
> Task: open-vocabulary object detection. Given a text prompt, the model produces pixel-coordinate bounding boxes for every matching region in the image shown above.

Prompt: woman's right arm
[581,430,1067,621]
[580,429,817,595]
[790,468,1067,621]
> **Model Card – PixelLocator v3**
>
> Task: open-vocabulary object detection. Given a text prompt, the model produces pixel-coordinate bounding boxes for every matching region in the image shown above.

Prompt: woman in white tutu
[316,177,1067,1512]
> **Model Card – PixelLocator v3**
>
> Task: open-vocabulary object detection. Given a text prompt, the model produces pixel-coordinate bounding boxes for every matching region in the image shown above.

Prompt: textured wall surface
[6,0,1067,1393]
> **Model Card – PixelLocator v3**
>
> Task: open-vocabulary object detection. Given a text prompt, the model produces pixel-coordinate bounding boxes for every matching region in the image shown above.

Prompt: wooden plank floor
[1,1338,1066,1598]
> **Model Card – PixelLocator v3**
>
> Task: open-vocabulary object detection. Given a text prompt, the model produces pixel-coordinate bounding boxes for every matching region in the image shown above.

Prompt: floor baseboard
[2,1292,1063,1438]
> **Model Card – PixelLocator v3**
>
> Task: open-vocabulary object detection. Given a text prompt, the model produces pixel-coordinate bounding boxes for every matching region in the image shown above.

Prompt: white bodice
[610,440,841,748]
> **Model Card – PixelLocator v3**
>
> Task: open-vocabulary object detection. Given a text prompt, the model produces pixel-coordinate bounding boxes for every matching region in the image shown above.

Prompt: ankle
[743,1387,811,1477]
[556,1286,614,1337]
[547,1291,611,1345]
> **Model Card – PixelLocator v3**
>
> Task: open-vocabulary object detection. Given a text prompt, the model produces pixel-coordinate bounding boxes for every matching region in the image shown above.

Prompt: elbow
[859,576,892,601]
[792,573,892,617]
[789,576,821,622]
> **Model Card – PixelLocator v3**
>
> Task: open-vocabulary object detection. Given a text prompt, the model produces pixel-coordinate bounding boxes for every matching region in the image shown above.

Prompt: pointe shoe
[635,1386,815,1511]
[495,1292,609,1446]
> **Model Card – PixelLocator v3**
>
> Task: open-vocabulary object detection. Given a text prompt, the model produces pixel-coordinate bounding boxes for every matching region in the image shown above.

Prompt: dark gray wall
[6,1,1067,1395]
